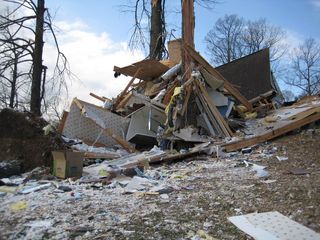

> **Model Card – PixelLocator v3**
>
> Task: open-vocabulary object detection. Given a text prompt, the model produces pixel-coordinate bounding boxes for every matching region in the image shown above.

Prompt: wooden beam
[113,68,141,110]
[184,44,253,111]
[82,139,107,148]
[196,80,233,137]
[73,97,86,115]
[285,106,320,121]
[116,92,133,110]
[84,152,120,159]
[90,92,111,102]
[57,110,69,134]
[181,86,192,116]
[223,112,320,152]
[163,79,179,105]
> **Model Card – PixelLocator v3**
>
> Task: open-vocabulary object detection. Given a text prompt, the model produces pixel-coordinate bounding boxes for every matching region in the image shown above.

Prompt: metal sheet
[126,105,166,146]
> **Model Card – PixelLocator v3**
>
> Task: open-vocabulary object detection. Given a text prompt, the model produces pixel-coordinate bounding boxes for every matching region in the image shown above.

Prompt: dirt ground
[0,128,319,239]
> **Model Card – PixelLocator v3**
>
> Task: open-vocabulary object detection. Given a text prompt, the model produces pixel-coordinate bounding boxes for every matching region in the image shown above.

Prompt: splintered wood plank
[95,122,136,153]
[223,112,320,152]
[195,89,223,136]
[84,152,120,159]
[89,92,111,102]
[113,59,169,81]
[181,86,192,116]
[113,68,141,110]
[162,79,179,105]
[184,44,253,111]
[285,106,320,121]
[57,110,69,134]
[195,80,233,137]
[117,92,133,110]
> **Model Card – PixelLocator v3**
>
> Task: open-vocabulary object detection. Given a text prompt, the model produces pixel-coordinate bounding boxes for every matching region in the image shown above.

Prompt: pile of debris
[57,40,320,178]
[1,131,320,239]
[0,108,66,178]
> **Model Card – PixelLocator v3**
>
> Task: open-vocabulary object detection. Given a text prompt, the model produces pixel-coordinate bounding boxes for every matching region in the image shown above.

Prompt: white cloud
[284,30,304,49]
[43,20,144,106]
[311,0,320,8]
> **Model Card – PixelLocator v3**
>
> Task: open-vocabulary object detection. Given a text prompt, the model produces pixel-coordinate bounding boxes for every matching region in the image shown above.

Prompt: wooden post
[57,111,69,134]
[181,0,195,82]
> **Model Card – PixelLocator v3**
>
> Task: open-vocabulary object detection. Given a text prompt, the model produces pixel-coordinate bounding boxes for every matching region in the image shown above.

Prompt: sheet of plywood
[224,111,320,152]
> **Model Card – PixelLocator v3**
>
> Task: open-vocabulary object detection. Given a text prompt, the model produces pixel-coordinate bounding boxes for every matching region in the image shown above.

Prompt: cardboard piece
[52,151,84,179]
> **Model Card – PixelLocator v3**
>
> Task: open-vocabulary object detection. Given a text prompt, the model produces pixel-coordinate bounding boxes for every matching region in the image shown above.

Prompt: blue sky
[46,0,320,55]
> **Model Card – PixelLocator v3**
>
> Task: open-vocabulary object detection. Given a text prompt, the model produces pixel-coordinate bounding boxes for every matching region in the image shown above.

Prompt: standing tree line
[0,0,69,117]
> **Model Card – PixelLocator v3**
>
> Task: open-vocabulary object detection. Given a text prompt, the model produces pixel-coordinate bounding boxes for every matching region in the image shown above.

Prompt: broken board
[114,59,169,81]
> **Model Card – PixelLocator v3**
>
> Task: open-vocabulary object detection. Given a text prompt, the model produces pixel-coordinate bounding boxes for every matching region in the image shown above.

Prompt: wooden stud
[84,152,120,159]
[57,110,69,134]
[195,80,233,136]
[113,68,142,110]
[184,44,253,112]
[163,79,179,105]
[90,92,111,102]
[116,92,133,110]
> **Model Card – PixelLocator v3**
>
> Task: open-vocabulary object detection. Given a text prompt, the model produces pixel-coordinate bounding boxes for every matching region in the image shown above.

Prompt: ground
[0,128,319,239]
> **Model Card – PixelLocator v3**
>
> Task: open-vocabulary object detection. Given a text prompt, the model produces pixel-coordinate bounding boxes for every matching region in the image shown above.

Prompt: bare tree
[242,18,287,62]
[123,0,218,60]
[285,38,320,96]
[0,8,33,109]
[205,15,287,66]
[0,0,69,116]
[204,14,245,65]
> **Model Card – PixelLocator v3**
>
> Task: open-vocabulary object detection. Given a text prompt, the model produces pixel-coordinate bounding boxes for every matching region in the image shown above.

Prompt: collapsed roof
[216,48,278,100]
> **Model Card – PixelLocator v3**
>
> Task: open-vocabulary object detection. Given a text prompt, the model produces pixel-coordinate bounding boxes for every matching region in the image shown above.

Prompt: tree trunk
[9,52,18,108]
[30,0,45,116]
[149,0,163,60]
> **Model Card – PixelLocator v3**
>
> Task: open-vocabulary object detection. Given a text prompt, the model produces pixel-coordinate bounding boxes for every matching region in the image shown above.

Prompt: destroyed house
[59,41,320,157]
